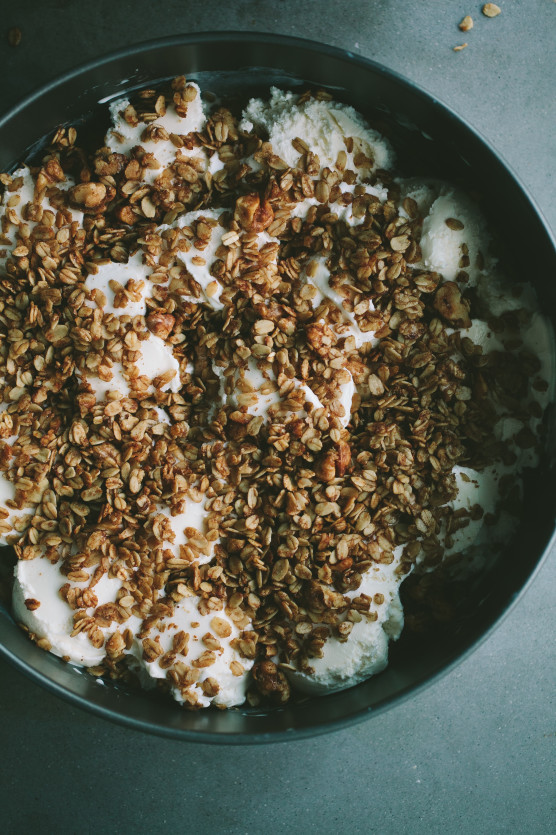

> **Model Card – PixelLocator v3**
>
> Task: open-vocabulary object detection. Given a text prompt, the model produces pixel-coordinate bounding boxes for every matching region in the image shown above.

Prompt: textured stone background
[0,2,554,833]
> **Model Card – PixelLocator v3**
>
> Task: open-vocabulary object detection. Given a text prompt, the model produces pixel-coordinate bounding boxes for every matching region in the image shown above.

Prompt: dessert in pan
[0,78,551,708]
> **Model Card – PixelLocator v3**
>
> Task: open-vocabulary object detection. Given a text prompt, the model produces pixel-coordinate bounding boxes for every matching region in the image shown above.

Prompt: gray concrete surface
[0,1,554,833]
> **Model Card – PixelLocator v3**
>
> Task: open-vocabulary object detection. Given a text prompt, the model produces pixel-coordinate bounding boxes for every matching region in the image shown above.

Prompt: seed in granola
[445,217,465,230]
[211,617,232,639]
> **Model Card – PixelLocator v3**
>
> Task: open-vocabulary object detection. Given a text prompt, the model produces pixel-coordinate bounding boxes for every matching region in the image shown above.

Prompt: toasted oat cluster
[0,78,549,708]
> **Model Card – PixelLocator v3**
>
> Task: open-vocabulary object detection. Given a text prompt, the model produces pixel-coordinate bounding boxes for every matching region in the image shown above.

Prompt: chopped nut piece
[146,311,175,339]
[305,581,346,613]
[433,281,471,328]
[24,598,40,611]
[105,631,126,658]
[234,193,274,232]
[252,660,290,704]
[336,442,351,477]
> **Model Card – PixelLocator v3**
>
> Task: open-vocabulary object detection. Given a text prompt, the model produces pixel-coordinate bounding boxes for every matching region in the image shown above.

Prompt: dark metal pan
[0,32,554,744]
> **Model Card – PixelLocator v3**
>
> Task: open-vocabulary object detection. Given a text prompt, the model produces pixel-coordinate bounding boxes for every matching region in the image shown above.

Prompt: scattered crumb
[459,15,474,31]
[7,27,21,47]
[482,3,501,17]
[453,43,468,51]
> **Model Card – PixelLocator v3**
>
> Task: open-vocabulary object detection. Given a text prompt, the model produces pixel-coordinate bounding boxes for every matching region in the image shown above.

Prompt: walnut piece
[433,281,471,328]
[336,441,351,476]
[115,205,138,225]
[252,660,290,704]
[316,442,351,482]
[305,580,346,613]
[146,311,175,340]
[317,451,337,483]
[44,158,66,183]
[234,193,274,232]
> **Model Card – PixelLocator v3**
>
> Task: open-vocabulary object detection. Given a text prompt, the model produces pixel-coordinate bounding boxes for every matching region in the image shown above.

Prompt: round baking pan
[0,32,555,744]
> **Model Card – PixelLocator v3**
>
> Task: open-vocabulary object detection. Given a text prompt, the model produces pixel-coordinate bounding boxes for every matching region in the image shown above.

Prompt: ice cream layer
[420,193,487,283]
[105,83,206,183]
[0,166,83,269]
[229,357,322,418]
[156,495,218,567]
[80,362,131,401]
[171,208,227,310]
[130,595,253,708]
[241,87,394,173]
[84,252,153,318]
[12,555,134,666]
[0,480,35,547]
[305,257,378,350]
[288,550,405,695]
[136,333,181,393]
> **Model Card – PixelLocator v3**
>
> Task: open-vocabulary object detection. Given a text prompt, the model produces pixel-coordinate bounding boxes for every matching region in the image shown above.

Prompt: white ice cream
[105,83,206,183]
[78,326,181,400]
[81,362,131,401]
[306,257,378,350]
[445,465,500,556]
[130,594,253,708]
[289,548,405,695]
[136,333,181,393]
[230,356,323,419]
[0,166,83,266]
[170,208,228,310]
[420,192,489,285]
[12,555,134,666]
[0,480,36,547]
[458,319,505,354]
[84,251,153,318]
[337,372,356,428]
[241,87,394,173]
[156,494,218,566]
[85,254,183,397]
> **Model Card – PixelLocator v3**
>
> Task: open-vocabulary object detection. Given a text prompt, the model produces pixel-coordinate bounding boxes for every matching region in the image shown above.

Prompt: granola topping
[0,79,552,708]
